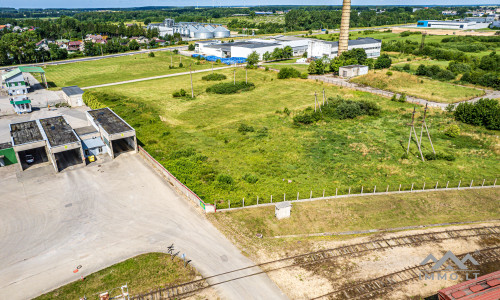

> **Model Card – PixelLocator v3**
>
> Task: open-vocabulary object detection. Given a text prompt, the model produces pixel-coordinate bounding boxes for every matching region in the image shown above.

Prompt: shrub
[398,93,407,103]
[403,63,411,71]
[293,109,321,124]
[300,72,309,79]
[216,174,234,185]
[178,62,184,68]
[444,124,461,137]
[337,101,363,119]
[172,89,187,97]
[283,107,290,115]
[265,66,269,71]
[202,73,227,81]
[173,49,179,54]
[435,70,456,81]
[237,123,255,133]
[374,54,392,69]
[206,82,255,94]
[243,173,258,184]
[391,94,398,101]
[424,152,456,161]
[386,71,393,76]
[453,98,500,130]
[188,44,195,51]
[277,67,301,79]
[148,52,155,57]
[82,91,106,109]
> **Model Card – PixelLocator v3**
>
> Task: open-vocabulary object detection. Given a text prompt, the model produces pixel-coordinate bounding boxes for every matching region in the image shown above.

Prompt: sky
[4,0,499,9]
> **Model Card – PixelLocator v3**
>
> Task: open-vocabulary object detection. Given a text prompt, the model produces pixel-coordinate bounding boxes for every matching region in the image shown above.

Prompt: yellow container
[89,155,95,162]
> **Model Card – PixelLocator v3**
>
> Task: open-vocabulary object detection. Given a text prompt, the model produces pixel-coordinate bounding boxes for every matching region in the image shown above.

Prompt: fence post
[229,200,230,209]
[323,189,325,197]
[284,193,286,201]
[348,187,351,195]
[470,180,473,188]
[257,196,259,205]
[435,181,438,189]
[411,183,414,191]
[297,192,299,200]
[271,195,273,203]
[386,185,389,192]
[423,182,425,190]
[310,190,312,199]
[399,184,401,192]
[458,180,461,189]
[336,188,338,196]
[243,198,245,207]
[446,181,449,189]
[482,179,485,187]
[494,178,497,186]
[373,186,376,193]
[214,202,216,210]
[361,186,363,194]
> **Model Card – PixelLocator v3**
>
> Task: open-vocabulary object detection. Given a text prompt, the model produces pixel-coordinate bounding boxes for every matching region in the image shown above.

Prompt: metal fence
[216,178,498,212]
[138,146,215,213]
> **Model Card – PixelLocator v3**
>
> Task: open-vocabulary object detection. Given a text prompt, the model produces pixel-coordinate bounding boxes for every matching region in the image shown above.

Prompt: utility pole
[407,107,424,161]
[419,103,435,154]
[190,64,194,98]
[233,68,236,85]
[245,68,248,84]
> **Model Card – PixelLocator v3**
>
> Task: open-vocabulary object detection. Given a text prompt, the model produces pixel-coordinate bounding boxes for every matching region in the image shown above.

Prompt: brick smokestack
[338,0,351,56]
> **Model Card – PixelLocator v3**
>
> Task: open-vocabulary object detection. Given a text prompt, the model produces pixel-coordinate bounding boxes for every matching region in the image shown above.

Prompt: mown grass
[35,253,197,300]
[263,64,309,73]
[351,70,484,103]
[208,188,500,238]
[88,67,499,208]
[43,51,221,88]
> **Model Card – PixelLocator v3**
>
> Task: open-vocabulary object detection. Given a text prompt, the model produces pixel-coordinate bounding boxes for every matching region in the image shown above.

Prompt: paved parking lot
[0,154,287,300]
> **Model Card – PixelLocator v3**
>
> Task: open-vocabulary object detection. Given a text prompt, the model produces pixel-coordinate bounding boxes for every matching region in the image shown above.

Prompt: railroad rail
[311,246,500,299]
[130,225,500,299]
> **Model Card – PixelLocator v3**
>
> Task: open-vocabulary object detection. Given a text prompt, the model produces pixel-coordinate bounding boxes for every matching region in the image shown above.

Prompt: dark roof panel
[10,121,44,146]
[39,116,79,147]
[88,108,133,135]
[61,85,84,96]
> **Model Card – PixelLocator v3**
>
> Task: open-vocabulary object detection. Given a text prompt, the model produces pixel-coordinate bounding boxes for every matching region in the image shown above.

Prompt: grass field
[263,64,309,73]
[208,188,500,239]
[35,253,197,300]
[88,68,499,208]
[43,51,220,88]
[351,70,484,103]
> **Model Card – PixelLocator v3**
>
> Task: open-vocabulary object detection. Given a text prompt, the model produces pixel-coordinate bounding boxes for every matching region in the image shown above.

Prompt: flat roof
[18,66,45,74]
[88,108,133,135]
[314,37,381,47]
[2,68,22,81]
[81,137,105,150]
[10,120,44,146]
[0,142,12,150]
[205,41,281,51]
[61,85,84,96]
[74,125,98,136]
[39,116,79,147]
[340,64,368,69]
[275,201,292,209]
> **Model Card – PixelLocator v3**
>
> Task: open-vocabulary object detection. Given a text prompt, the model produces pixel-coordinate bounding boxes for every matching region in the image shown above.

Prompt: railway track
[130,225,500,299]
[311,246,500,299]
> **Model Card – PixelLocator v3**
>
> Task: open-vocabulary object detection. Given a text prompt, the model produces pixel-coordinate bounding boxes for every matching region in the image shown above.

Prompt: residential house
[2,69,29,96]
[68,41,83,52]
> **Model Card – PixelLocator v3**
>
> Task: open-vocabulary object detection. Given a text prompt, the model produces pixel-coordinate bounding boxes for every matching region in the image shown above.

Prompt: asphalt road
[0,155,288,300]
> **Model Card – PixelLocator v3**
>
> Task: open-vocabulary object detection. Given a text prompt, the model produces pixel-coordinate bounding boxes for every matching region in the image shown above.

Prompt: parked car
[25,154,34,164]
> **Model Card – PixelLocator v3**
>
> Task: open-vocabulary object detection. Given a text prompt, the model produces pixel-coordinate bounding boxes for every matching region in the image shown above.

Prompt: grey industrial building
[147,18,230,39]
[9,108,137,172]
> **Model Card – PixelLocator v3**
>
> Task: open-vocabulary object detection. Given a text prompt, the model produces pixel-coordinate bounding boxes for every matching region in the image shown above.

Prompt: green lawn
[263,64,309,73]
[208,188,500,238]
[86,68,499,208]
[35,253,197,300]
[43,51,222,88]
[351,70,484,103]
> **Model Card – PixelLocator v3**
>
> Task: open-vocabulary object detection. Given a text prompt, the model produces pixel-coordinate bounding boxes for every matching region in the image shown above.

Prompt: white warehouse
[308,37,382,59]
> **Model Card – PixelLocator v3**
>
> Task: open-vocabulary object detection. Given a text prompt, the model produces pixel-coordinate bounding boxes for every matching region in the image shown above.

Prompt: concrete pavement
[0,154,288,300]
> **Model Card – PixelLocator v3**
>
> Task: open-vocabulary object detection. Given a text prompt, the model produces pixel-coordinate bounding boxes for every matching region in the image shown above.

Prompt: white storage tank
[194,26,214,39]
[214,26,231,38]
[188,25,198,38]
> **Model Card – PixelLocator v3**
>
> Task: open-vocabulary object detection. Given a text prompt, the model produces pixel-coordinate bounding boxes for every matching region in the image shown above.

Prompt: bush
[148,52,155,57]
[206,81,255,94]
[435,69,456,81]
[453,98,500,130]
[172,89,187,97]
[337,101,363,119]
[283,107,290,115]
[216,174,234,185]
[293,109,321,124]
[444,124,461,137]
[277,67,301,79]
[374,54,392,69]
[188,44,195,51]
[265,66,269,71]
[300,72,309,79]
[391,94,398,101]
[403,63,411,71]
[424,152,456,161]
[178,62,184,68]
[242,173,258,184]
[202,73,227,81]
[386,71,393,76]
[237,123,255,133]
[398,93,407,103]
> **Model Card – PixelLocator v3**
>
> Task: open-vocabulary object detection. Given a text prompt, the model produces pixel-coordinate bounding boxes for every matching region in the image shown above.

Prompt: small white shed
[339,65,369,78]
[275,201,292,220]
[62,86,84,107]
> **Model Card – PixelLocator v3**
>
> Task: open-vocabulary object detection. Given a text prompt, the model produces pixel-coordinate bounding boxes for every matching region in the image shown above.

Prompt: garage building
[39,116,85,172]
[9,120,50,171]
[87,108,137,159]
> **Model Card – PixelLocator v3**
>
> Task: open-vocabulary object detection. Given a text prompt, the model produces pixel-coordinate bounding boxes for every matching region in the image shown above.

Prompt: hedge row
[82,91,106,109]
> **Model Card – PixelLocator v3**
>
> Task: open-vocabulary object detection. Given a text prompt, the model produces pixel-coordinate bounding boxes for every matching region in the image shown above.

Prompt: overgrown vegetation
[202,73,227,81]
[452,98,500,130]
[277,67,301,79]
[206,81,255,94]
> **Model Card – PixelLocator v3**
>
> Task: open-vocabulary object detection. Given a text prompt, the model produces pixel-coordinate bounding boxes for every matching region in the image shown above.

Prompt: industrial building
[197,37,309,59]
[416,20,491,30]
[307,37,382,59]
[8,108,136,172]
[147,18,231,39]
[61,86,84,107]
[339,65,369,78]
[87,108,137,159]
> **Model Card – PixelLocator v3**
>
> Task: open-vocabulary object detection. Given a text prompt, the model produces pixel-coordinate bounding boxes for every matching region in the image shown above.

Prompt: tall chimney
[338,0,351,56]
